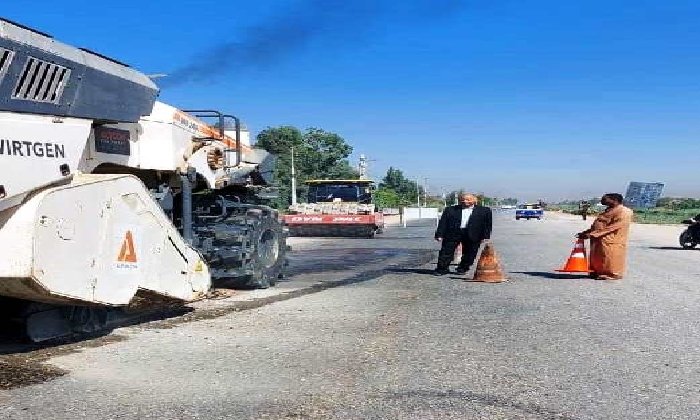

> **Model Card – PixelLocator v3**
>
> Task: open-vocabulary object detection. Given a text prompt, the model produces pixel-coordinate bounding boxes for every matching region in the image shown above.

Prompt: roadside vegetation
[254,128,699,225]
[550,198,700,225]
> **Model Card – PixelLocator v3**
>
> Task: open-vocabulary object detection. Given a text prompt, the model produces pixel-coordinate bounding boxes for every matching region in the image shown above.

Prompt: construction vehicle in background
[283,179,384,238]
[0,18,286,341]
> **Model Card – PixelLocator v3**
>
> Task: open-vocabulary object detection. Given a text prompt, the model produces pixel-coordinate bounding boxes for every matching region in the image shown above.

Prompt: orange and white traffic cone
[555,239,591,273]
[472,243,506,283]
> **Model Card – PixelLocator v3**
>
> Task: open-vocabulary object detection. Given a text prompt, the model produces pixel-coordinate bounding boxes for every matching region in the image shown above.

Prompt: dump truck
[283,179,384,238]
[0,18,286,341]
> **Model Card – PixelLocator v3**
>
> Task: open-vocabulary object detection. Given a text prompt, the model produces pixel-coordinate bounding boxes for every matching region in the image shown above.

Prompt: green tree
[445,191,515,207]
[373,187,401,209]
[446,189,466,206]
[301,128,355,178]
[424,194,446,209]
[478,194,494,206]
[379,167,422,205]
[255,126,359,208]
[255,126,303,209]
[657,197,700,210]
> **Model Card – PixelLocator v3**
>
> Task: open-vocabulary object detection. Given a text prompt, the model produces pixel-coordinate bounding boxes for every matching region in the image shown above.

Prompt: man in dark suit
[434,193,492,275]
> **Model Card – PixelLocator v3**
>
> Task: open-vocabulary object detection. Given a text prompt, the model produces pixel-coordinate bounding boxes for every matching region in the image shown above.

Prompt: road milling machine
[0,19,286,341]
[283,179,384,238]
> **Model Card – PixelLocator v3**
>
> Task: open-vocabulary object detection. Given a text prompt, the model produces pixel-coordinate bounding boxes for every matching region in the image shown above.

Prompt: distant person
[577,193,633,280]
[579,201,591,221]
[434,193,492,275]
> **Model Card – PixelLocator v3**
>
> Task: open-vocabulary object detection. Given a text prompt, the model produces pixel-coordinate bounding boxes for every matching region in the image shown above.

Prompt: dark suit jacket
[435,204,492,242]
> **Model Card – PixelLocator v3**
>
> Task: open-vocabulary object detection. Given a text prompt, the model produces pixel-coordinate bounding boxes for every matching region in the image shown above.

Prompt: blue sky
[5,0,700,201]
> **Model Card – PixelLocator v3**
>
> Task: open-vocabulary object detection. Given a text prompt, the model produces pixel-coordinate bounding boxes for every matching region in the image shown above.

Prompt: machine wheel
[199,203,287,289]
[679,230,697,249]
[242,209,287,288]
[515,217,520,220]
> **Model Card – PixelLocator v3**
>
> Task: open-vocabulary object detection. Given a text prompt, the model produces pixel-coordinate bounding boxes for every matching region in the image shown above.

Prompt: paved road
[2,211,700,419]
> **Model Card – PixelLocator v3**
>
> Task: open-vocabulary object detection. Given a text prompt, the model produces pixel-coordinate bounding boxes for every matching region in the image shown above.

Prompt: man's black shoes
[455,267,468,274]
[433,269,450,276]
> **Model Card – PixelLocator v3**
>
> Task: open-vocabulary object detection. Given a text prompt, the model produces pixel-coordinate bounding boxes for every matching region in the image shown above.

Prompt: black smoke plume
[158,0,465,88]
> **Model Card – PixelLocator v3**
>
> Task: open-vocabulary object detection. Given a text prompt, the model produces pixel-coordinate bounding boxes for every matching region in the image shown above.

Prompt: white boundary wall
[401,207,440,227]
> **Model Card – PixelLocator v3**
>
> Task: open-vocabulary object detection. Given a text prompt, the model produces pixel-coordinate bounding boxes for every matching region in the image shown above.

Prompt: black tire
[679,230,698,249]
[243,208,287,288]
[515,217,520,220]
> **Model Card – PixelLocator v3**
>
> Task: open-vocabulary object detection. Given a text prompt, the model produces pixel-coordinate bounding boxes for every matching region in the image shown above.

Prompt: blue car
[516,204,543,220]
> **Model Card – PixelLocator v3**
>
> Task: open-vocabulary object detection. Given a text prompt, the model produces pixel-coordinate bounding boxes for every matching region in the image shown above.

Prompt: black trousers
[436,232,481,272]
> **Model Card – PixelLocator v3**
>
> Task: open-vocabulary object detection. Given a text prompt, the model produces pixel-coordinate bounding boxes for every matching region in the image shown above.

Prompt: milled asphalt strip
[0,248,437,390]
[135,248,437,330]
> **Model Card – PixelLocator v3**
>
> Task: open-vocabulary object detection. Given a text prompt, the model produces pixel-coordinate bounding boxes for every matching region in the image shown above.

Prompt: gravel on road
[1,211,698,419]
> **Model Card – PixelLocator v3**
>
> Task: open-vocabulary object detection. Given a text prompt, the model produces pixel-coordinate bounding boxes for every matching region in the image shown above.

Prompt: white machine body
[0,173,210,305]
[0,17,276,308]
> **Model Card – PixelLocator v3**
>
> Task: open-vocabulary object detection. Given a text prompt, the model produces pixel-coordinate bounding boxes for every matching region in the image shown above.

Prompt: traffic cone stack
[555,239,591,273]
[472,243,506,283]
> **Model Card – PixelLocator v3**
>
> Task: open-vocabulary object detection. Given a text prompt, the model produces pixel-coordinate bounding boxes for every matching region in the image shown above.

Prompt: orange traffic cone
[555,239,591,273]
[472,243,506,283]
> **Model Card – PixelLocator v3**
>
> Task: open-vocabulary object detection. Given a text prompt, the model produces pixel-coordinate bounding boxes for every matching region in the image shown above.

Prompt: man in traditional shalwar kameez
[577,193,633,280]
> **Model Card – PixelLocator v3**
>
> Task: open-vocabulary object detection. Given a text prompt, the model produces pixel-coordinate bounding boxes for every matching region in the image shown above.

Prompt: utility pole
[416,180,421,207]
[423,177,429,207]
[358,154,368,180]
[291,146,297,205]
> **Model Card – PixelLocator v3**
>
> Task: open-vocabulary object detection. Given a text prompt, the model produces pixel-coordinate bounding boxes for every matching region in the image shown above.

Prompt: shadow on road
[647,246,698,251]
[371,236,434,241]
[386,268,472,282]
[387,268,438,275]
[513,271,590,280]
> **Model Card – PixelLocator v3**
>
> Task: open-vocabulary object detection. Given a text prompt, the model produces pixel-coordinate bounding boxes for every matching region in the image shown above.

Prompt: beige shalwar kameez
[586,205,633,279]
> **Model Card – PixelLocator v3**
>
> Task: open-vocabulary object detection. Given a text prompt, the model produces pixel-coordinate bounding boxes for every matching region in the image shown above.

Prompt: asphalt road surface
[2,211,699,419]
